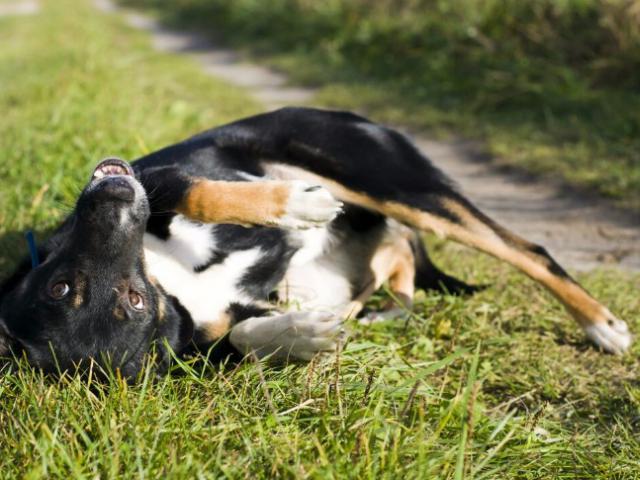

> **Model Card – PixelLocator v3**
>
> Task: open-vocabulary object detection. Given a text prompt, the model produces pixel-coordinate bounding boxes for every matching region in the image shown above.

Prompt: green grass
[1,1,640,478]
[120,0,640,211]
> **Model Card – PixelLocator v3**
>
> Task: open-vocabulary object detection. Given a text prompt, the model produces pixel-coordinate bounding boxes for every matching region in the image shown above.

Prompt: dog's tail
[409,232,483,296]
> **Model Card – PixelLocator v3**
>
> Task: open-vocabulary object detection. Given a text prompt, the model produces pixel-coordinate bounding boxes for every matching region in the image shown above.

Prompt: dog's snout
[92,176,135,203]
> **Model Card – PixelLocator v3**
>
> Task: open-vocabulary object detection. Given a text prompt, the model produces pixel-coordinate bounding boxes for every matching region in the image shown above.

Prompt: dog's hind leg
[345,229,482,323]
[359,230,485,324]
[354,230,416,324]
[267,167,630,352]
[371,193,632,353]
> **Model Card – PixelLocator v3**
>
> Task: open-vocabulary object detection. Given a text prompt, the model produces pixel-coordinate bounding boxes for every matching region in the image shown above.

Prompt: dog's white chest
[143,216,259,327]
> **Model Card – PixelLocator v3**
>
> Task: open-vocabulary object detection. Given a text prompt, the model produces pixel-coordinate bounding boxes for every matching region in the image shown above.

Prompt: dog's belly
[281,219,396,315]
[143,214,357,324]
[282,259,354,312]
[281,226,356,312]
[143,216,260,327]
[281,228,373,314]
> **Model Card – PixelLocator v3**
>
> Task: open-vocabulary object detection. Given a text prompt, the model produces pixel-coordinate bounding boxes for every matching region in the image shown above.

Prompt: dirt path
[95,0,640,272]
[0,0,38,16]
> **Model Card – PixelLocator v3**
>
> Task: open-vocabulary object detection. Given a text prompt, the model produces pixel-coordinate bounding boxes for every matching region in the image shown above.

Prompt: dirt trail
[94,0,640,272]
[0,0,38,16]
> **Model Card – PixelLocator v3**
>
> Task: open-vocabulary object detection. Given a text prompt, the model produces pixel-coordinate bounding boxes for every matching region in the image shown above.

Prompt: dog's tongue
[91,158,134,181]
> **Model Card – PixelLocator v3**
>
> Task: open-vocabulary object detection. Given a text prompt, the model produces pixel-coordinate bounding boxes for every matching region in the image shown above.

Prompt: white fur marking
[119,208,130,227]
[278,180,342,229]
[584,317,632,354]
[289,227,332,266]
[282,260,353,312]
[143,216,260,327]
[164,216,217,267]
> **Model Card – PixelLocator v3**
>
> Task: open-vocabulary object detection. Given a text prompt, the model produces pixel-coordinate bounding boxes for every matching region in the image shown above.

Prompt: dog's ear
[0,256,33,299]
[0,258,32,359]
[0,317,15,358]
[0,330,9,357]
[155,295,194,368]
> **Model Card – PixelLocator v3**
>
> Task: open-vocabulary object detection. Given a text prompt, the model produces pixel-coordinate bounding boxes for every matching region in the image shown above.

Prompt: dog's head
[0,159,192,378]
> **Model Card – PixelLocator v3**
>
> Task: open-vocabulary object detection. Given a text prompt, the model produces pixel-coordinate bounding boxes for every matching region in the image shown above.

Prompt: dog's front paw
[276,181,342,229]
[229,311,345,361]
[584,313,632,354]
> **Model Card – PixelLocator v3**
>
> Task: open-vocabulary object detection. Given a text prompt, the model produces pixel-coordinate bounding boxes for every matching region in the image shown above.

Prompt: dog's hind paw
[276,181,342,229]
[229,311,345,361]
[584,315,632,354]
[358,307,409,325]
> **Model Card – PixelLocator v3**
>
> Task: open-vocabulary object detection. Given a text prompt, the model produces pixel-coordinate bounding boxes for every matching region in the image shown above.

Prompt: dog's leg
[178,178,342,229]
[139,167,341,229]
[357,235,416,324]
[346,232,481,323]
[228,311,343,361]
[189,305,342,362]
[284,220,417,321]
[264,168,631,353]
[374,194,631,353]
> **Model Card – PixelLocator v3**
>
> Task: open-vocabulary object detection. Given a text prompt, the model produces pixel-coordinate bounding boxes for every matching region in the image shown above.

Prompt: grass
[120,0,640,211]
[1,0,640,478]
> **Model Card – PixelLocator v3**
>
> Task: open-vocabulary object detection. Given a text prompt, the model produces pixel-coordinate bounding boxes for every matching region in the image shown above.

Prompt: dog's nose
[92,176,135,203]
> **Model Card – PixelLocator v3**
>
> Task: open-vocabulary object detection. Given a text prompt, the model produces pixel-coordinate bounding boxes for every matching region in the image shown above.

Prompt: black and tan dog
[0,107,632,377]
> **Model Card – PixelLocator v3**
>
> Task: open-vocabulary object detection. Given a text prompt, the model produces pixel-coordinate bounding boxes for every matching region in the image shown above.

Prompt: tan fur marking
[157,297,166,323]
[200,312,233,342]
[177,178,290,226]
[72,277,86,309]
[342,237,416,318]
[342,280,377,319]
[369,237,416,311]
[263,164,609,329]
[113,306,125,321]
[386,242,416,310]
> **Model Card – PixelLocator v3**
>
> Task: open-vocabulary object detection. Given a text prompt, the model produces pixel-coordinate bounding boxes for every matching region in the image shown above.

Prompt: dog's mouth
[91,158,135,181]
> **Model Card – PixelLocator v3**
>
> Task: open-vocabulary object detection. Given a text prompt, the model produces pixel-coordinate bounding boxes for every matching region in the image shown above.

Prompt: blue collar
[25,230,40,268]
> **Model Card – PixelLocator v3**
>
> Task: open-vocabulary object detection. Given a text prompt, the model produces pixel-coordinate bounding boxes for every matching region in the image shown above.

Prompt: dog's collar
[25,230,40,268]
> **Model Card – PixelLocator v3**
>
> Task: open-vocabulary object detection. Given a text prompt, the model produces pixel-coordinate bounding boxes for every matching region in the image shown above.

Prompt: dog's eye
[128,291,145,311]
[49,282,70,299]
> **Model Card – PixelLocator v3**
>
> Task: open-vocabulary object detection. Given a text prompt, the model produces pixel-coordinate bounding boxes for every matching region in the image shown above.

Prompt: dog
[0,107,632,377]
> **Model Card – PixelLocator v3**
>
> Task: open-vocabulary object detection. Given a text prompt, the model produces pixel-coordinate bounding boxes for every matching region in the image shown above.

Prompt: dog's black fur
[0,107,631,377]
